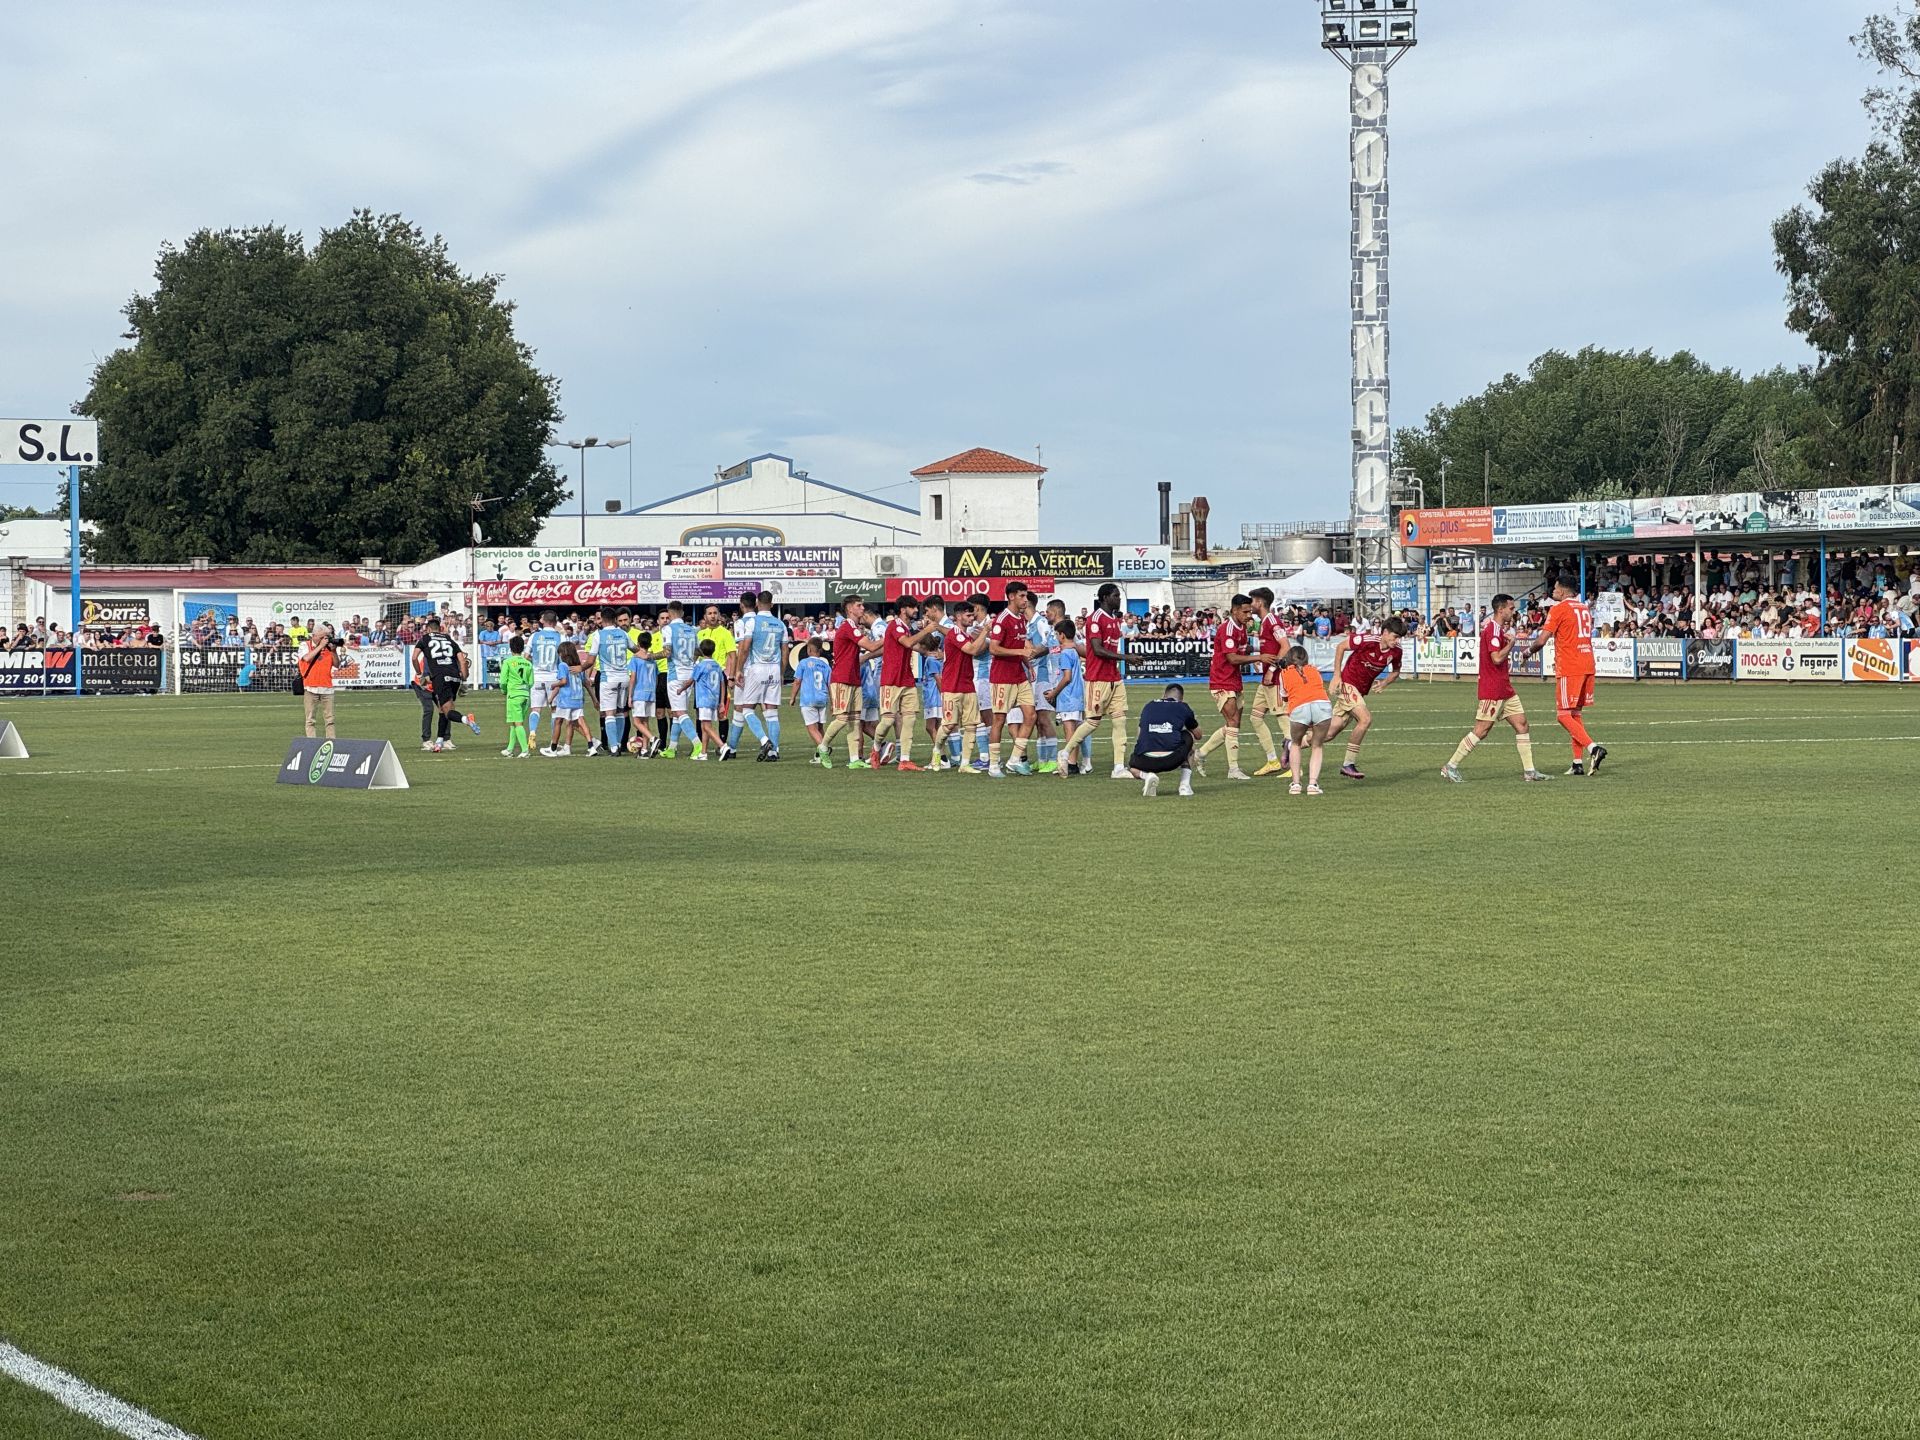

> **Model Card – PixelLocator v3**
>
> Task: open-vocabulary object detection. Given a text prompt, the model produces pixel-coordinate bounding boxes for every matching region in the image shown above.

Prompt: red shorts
[1556,674,1595,711]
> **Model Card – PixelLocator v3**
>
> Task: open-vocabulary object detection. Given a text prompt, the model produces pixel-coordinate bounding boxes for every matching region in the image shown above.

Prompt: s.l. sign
[2,419,99,466]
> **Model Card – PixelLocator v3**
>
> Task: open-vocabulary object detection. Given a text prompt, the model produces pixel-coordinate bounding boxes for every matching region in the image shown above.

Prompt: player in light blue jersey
[729,590,789,761]
[1027,599,1065,773]
[918,627,946,762]
[657,601,703,758]
[525,609,564,744]
[791,638,833,760]
[676,642,727,760]
[971,631,995,772]
[624,631,657,756]
[1046,617,1090,776]
[589,612,634,757]
[861,614,886,761]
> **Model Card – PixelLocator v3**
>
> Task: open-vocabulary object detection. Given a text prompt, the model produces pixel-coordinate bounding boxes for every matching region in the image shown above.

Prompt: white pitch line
[1368,735,1920,748]
[0,762,268,778]
[0,1341,202,1440]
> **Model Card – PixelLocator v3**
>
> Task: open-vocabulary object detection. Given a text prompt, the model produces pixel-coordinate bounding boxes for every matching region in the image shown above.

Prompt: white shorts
[800,704,827,726]
[554,706,583,722]
[668,674,692,713]
[1290,700,1333,727]
[975,678,993,712]
[862,705,879,723]
[1056,710,1083,726]
[738,663,781,707]
[1033,689,1055,712]
[631,699,656,718]
[697,706,717,722]
[1004,707,1027,726]
[598,673,632,709]
[532,672,558,707]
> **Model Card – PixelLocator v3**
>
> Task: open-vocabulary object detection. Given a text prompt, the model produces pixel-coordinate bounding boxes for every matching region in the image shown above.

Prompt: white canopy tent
[1273,557,1355,602]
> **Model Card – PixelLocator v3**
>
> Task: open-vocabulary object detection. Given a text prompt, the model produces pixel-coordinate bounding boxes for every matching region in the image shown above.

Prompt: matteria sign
[2,418,98,466]
[276,737,410,790]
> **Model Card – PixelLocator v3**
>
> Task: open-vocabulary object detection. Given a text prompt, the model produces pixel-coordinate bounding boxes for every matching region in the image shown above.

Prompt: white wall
[918,472,1041,545]
[541,455,923,548]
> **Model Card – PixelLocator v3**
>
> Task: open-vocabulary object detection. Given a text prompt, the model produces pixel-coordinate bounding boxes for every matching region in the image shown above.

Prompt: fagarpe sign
[946,546,1110,579]
[2,418,98,465]
[1734,639,1843,681]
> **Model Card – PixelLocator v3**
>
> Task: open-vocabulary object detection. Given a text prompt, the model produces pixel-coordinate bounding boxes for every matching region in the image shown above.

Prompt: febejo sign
[276,737,410,791]
[0,720,27,758]
[946,546,1110,579]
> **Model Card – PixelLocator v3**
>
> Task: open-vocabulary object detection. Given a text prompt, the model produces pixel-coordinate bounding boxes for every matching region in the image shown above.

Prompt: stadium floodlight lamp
[1322,0,1414,60]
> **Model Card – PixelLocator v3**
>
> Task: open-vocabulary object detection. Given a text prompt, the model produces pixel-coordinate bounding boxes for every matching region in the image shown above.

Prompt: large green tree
[1392,348,1825,507]
[1772,5,1920,487]
[79,211,564,564]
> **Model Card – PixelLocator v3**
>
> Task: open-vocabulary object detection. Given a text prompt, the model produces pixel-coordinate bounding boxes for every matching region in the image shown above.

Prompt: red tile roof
[25,566,384,590]
[911,447,1048,477]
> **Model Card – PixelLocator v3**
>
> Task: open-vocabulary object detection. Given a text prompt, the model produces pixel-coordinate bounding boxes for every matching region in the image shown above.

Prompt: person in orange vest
[297,624,339,739]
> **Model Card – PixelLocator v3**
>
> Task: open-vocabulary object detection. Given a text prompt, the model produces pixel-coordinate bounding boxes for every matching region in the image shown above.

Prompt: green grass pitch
[2,682,1917,1438]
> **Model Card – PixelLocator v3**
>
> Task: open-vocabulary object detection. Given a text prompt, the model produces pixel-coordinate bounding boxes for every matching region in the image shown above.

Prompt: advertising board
[1734,639,1843,681]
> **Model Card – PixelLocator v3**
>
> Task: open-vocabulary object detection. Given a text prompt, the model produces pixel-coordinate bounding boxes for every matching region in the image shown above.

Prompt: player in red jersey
[1194,594,1261,780]
[1440,594,1551,783]
[1062,583,1132,779]
[1244,585,1293,778]
[930,595,989,772]
[1523,575,1607,775]
[872,597,940,771]
[986,581,1041,776]
[815,594,882,768]
[1324,614,1406,779]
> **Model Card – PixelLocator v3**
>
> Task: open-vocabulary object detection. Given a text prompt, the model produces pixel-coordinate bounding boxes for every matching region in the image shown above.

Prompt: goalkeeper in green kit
[499,635,535,759]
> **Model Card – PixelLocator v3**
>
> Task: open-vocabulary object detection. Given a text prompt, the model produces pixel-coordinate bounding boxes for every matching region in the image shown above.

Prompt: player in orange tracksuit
[1523,576,1608,776]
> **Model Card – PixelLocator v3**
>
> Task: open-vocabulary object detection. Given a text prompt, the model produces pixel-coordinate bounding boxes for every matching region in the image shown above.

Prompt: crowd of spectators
[1417,555,1920,643]
[24,552,1920,655]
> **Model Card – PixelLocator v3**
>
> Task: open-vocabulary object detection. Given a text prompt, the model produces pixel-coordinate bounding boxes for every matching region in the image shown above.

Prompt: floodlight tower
[1321,0,1416,619]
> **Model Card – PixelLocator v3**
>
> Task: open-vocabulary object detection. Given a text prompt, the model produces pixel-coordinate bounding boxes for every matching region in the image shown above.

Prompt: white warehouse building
[534,448,1045,550]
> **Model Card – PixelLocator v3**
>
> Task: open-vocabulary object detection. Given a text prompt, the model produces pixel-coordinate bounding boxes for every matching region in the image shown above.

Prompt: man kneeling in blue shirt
[1129,683,1201,799]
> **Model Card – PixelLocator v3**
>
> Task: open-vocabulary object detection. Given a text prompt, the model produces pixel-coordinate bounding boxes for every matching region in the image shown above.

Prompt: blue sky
[0,0,1887,543]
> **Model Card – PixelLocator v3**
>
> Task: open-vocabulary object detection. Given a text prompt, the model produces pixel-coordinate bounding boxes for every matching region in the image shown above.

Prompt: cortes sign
[945,546,1110,579]
[80,598,150,626]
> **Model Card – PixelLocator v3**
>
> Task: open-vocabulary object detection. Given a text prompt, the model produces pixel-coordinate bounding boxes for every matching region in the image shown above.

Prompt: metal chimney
[1157,482,1172,545]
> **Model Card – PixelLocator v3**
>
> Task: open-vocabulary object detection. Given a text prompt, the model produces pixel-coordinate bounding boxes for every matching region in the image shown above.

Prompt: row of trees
[77,213,562,564]
[1397,5,1920,507]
